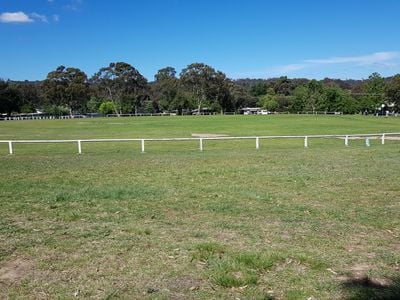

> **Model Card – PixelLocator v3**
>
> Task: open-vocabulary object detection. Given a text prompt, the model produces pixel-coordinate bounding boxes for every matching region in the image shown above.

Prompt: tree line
[1,62,400,116]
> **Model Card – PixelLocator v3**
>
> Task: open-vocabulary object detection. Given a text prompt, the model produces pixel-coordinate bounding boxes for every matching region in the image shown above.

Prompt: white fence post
[141,139,145,153]
[8,141,13,154]
[304,136,308,148]
[77,140,82,154]
[199,138,203,151]
[345,135,349,146]
[381,134,385,145]
[256,137,260,150]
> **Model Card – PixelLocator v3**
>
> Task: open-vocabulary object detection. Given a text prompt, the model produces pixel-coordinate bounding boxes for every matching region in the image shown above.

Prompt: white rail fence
[0,133,399,155]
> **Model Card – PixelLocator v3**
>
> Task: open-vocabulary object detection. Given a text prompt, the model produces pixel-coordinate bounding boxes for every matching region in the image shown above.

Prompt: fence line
[0,133,398,155]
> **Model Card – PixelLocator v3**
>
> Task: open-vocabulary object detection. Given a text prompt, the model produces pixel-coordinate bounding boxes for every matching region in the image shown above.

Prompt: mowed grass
[0,115,400,299]
[1,114,400,140]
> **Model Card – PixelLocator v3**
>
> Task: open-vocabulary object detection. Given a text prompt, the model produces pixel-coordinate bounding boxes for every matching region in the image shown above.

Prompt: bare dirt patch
[393,243,400,251]
[0,258,32,283]
[165,275,206,297]
[350,264,372,278]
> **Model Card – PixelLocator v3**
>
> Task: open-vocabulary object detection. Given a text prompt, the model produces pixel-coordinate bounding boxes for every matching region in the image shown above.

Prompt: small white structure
[241,107,261,115]
[258,110,271,115]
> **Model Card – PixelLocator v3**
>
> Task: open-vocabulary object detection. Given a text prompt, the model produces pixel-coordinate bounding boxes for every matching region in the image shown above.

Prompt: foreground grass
[1,115,399,299]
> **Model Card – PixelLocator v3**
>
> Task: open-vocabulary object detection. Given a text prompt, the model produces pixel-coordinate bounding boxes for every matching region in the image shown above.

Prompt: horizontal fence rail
[0,133,399,155]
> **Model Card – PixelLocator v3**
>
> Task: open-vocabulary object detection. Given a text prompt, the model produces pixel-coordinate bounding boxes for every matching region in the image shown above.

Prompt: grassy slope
[0,115,399,299]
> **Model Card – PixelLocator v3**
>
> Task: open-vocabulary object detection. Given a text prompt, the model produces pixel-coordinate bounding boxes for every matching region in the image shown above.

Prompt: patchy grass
[0,115,400,299]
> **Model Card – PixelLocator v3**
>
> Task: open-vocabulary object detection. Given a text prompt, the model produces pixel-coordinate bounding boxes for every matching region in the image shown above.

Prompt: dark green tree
[152,67,179,111]
[0,80,22,115]
[274,76,295,96]
[91,62,148,115]
[86,96,102,113]
[307,80,325,112]
[42,66,89,114]
[210,71,233,113]
[180,63,219,114]
[13,82,43,113]
[250,82,269,96]
[169,90,195,114]
[258,88,278,111]
[292,80,325,113]
[385,74,400,112]
[228,83,257,110]
[360,73,385,113]
[322,85,358,114]
[292,85,308,112]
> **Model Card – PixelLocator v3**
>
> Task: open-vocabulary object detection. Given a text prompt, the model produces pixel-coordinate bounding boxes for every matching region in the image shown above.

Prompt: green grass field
[1,115,400,299]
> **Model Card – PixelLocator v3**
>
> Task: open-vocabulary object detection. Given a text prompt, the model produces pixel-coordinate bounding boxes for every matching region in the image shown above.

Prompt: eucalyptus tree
[152,67,179,111]
[42,66,89,114]
[323,85,357,114]
[228,82,258,110]
[14,82,43,113]
[258,88,278,111]
[360,73,385,113]
[385,74,400,112]
[180,63,233,113]
[292,80,325,113]
[0,80,21,115]
[91,62,148,115]
[210,71,233,113]
[180,63,218,113]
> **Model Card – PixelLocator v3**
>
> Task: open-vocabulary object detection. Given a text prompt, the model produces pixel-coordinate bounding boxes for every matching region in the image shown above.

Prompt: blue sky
[1,0,400,81]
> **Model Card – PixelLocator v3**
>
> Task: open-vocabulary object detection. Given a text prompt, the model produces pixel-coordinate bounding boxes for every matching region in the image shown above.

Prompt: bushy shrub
[99,101,115,115]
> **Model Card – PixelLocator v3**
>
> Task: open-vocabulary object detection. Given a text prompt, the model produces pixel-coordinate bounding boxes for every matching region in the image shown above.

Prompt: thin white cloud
[269,63,307,74]
[65,0,83,11]
[0,11,51,24]
[0,11,33,23]
[53,14,60,22]
[305,51,400,66]
[267,51,400,76]
[31,12,48,23]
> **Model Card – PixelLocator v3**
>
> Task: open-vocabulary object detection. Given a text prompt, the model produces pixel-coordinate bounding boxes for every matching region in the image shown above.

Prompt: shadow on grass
[342,276,400,300]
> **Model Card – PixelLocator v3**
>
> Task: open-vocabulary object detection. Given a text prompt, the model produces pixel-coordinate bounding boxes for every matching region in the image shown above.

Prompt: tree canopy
[42,66,89,114]
[91,62,148,115]
[1,64,400,116]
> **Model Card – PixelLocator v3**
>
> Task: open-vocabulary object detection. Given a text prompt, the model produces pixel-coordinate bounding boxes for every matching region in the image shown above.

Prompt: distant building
[191,108,211,115]
[240,107,261,115]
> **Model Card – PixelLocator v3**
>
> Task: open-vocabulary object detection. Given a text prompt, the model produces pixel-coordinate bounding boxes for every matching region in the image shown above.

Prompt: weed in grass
[63,211,81,221]
[55,193,71,202]
[210,259,259,287]
[143,228,152,235]
[0,249,13,261]
[79,227,112,239]
[192,232,207,238]
[192,242,225,261]
[234,251,285,270]
[193,248,286,288]
[293,253,330,271]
